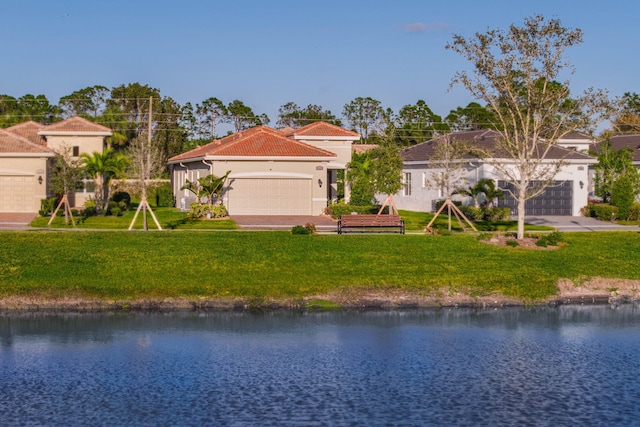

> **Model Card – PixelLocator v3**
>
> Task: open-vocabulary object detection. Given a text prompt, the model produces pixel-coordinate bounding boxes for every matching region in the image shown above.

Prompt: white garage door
[0,175,36,212]
[227,178,312,215]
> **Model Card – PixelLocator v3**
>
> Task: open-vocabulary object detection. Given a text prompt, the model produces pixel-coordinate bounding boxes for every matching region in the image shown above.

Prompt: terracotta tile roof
[169,126,337,162]
[40,116,112,134]
[286,121,360,138]
[402,130,595,162]
[5,121,47,146]
[0,129,53,154]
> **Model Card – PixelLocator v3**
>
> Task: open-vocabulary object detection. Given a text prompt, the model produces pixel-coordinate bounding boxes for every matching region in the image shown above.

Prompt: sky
[2,0,639,126]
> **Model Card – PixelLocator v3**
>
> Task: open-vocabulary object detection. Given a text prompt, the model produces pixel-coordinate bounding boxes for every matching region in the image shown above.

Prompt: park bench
[338,214,405,234]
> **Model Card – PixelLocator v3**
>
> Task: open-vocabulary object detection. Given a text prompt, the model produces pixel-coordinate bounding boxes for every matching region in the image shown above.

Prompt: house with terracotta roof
[393,129,596,216]
[1,117,112,212]
[168,122,360,215]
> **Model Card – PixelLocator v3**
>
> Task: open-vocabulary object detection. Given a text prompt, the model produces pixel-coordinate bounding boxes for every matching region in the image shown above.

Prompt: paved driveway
[0,213,37,229]
[526,216,639,232]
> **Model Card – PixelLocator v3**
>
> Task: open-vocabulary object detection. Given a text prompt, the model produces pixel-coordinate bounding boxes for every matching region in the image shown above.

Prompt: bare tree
[48,144,84,226]
[425,136,471,230]
[127,134,164,230]
[447,15,609,238]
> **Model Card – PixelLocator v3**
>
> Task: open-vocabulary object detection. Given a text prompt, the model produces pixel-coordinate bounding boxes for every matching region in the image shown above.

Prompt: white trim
[168,155,335,164]
[229,172,314,179]
[292,135,359,142]
[0,169,35,176]
[312,197,328,202]
[326,162,347,169]
[0,153,54,158]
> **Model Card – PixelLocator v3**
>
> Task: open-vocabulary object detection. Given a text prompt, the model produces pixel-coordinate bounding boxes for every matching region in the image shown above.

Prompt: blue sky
[2,0,639,124]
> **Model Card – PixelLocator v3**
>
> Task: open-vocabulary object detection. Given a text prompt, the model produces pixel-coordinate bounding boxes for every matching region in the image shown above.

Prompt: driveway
[526,216,640,232]
[230,215,337,231]
[0,213,37,230]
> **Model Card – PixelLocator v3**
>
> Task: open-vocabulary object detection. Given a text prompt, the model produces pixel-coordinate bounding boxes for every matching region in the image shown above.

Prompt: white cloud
[404,22,449,33]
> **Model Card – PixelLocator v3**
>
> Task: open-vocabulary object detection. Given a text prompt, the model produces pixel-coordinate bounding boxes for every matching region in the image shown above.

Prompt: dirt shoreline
[1,278,638,312]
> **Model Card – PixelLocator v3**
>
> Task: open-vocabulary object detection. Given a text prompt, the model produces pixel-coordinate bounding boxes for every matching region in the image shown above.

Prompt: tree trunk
[517,190,526,240]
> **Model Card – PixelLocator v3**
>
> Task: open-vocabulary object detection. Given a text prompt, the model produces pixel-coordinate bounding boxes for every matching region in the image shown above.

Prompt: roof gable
[287,121,360,139]
[0,129,53,154]
[39,116,112,135]
[601,134,640,162]
[5,121,47,146]
[169,126,337,162]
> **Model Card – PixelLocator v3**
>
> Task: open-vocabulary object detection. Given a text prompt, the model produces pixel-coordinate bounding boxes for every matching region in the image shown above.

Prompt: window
[72,146,80,157]
[403,173,412,196]
[422,172,427,188]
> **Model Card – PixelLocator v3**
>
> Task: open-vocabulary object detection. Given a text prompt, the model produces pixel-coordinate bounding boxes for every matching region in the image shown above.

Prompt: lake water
[1,306,640,426]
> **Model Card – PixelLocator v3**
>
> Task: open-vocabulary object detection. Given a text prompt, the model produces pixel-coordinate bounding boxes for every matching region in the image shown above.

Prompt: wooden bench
[338,214,405,234]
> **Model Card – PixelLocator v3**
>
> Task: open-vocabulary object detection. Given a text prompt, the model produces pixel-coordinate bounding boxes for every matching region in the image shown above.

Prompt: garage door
[227,178,313,215]
[498,180,573,216]
[0,175,36,213]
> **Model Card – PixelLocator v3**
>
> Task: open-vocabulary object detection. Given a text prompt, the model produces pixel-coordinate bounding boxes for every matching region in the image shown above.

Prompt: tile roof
[39,116,112,134]
[352,144,378,154]
[5,121,47,146]
[593,134,640,162]
[286,121,360,138]
[169,126,337,162]
[402,130,595,162]
[0,129,53,154]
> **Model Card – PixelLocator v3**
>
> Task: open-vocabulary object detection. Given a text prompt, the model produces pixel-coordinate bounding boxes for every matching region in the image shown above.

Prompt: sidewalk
[230,215,337,231]
[525,216,639,232]
[0,213,37,230]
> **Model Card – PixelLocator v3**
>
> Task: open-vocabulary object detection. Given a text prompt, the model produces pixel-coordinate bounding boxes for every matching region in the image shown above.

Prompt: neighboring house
[168,122,360,215]
[393,129,596,216]
[0,117,112,212]
[597,134,640,167]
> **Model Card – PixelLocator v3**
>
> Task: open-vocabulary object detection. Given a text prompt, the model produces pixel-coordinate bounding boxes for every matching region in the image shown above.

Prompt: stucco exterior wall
[45,135,104,156]
[0,156,50,212]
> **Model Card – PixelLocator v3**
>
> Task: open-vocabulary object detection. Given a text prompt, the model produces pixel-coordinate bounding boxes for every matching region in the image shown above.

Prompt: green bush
[83,199,98,217]
[589,204,619,221]
[627,202,640,221]
[506,240,519,247]
[483,207,510,221]
[435,199,462,210]
[40,197,58,216]
[458,206,484,221]
[111,192,131,209]
[324,203,376,218]
[188,203,228,219]
[291,225,310,235]
[154,183,174,207]
[110,207,121,217]
[304,223,317,234]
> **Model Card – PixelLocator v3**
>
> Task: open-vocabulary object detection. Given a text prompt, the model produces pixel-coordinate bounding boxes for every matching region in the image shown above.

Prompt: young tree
[447,15,609,239]
[346,151,375,206]
[48,144,85,225]
[425,137,471,230]
[370,140,404,213]
[127,133,164,230]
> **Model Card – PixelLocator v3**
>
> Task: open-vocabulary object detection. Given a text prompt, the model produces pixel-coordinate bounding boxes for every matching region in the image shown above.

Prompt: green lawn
[30,207,238,230]
[398,210,554,232]
[1,231,638,302]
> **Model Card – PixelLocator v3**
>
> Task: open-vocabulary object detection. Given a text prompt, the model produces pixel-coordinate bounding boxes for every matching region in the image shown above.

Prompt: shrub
[483,207,510,221]
[435,199,462,210]
[506,240,519,247]
[83,199,98,217]
[210,205,228,218]
[304,223,317,234]
[40,197,58,216]
[154,183,174,207]
[111,192,131,209]
[324,203,376,218]
[291,225,310,235]
[589,204,619,221]
[110,207,121,217]
[458,206,484,221]
[627,202,640,221]
[610,172,638,220]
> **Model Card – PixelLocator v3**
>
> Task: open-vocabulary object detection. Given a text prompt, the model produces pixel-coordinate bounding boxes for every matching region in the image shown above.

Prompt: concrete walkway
[525,216,640,232]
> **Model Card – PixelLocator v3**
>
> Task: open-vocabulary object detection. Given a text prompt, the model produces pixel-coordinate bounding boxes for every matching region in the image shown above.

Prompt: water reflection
[1,306,639,426]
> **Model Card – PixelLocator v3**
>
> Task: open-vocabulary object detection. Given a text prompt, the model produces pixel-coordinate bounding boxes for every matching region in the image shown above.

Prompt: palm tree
[198,171,231,206]
[81,149,130,212]
[455,178,504,208]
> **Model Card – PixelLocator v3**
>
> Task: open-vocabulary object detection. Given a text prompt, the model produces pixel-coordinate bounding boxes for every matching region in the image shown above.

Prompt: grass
[1,230,639,302]
[398,210,554,232]
[30,207,238,230]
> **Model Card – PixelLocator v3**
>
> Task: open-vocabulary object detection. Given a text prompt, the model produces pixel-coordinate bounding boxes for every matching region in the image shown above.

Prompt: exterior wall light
[579,181,584,189]
[38,176,43,185]
[318,179,323,188]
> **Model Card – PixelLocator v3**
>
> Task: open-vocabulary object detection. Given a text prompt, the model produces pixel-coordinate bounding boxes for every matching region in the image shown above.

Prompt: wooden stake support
[377,194,399,215]
[424,197,477,234]
[128,196,162,231]
[48,194,75,227]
